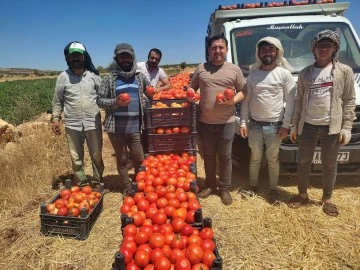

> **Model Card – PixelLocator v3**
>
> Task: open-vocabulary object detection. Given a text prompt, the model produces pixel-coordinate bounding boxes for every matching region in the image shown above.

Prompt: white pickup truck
[206,1,360,175]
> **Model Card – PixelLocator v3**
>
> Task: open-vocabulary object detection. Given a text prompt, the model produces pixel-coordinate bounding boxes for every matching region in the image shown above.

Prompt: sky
[0,0,359,71]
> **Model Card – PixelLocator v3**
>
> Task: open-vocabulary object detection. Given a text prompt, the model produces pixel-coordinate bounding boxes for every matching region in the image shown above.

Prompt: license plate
[312,152,350,164]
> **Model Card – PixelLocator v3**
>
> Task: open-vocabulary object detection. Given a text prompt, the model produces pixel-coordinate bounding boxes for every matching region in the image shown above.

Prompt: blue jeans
[297,122,340,200]
[198,121,235,191]
[65,127,104,184]
[108,132,144,186]
[248,121,282,190]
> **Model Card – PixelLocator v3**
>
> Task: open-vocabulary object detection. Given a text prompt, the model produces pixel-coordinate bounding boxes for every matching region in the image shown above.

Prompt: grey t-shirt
[190,61,245,124]
[306,64,332,125]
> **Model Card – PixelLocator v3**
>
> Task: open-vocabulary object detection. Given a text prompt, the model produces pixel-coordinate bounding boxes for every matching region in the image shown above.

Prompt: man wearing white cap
[240,37,296,204]
[51,41,104,188]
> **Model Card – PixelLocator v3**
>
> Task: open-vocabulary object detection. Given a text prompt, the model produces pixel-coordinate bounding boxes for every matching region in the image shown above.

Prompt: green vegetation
[0,78,55,125]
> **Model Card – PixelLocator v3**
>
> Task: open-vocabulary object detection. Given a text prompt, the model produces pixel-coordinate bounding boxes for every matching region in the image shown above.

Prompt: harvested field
[0,113,359,270]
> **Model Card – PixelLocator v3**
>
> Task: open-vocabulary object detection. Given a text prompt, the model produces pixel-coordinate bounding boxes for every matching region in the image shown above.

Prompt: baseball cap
[114,43,134,57]
[68,42,86,54]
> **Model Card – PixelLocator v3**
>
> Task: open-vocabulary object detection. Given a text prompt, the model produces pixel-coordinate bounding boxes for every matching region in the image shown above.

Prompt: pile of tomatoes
[45,185,102,217]
[118,153,218,270]
[152,73,191,100]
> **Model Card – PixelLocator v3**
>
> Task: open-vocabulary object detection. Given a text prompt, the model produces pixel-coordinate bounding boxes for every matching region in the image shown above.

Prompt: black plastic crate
[39,181,104,240]
[145,99,197,129]
[114,217,223,270]
[148,132,197,153]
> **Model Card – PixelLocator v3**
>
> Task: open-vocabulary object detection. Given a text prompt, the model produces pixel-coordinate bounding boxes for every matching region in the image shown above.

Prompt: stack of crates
[145,98,197,153]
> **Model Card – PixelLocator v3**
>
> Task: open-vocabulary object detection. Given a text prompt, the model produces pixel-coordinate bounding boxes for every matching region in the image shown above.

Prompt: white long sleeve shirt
[240,66,296,129]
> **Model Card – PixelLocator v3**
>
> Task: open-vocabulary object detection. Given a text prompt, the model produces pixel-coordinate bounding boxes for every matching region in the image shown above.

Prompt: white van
[206,1,360,175]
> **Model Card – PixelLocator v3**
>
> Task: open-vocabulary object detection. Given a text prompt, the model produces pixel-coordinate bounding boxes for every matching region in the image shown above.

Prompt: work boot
[220,190,233,206]
[269,189,280,204]
[198,187,215,199]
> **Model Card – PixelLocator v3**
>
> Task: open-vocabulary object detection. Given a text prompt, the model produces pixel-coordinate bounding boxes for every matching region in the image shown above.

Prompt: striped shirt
[114,77,140,134]
[97,71,149,133]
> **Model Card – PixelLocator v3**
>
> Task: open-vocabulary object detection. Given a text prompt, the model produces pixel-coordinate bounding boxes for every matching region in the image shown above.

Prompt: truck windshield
[231,22,360,76]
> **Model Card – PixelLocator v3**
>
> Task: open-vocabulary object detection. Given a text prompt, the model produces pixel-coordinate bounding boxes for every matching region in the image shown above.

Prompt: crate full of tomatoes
[145,98,197,130]
[112,217,223,269]
[39,179,104,240]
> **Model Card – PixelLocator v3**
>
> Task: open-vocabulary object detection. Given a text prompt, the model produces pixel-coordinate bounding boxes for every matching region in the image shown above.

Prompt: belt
[250,118,282,126]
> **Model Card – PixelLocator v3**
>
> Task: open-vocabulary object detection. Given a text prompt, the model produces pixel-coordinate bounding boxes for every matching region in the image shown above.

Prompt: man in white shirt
[240,37,296,204]
[137,48,171,92]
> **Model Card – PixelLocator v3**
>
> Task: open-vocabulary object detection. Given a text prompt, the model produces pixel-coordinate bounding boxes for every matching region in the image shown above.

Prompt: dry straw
[0,114,359,269]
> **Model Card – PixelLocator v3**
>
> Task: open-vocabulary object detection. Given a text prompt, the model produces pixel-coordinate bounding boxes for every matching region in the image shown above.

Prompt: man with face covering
[289,30,356,216]
[97,43,151,195]
[51,41,104,188]
[240,37,296,204]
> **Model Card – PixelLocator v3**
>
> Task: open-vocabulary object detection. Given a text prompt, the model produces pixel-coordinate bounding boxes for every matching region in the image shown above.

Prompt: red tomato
[137,198,150,212]
[191,263,209,270]
[181,224,195,237]
[162,245,172,258]
[187,235,202,246]
[57,206,68,216]
[81,185,92,195]
[172,207,187,220]
[152,212,168,226]
[59,189,71,199]
[164,205,175,218]
[134,250,150,268]
[137,243,152,254]
[171,218,186,233]
[139,225,154,235]
[169,248,184,264]
[155,186,167,198]
[124,196,135,206]
[119,247,134,264]
[202,249,216,268]
[154,256,171,270]
[145,206,159,219]
[120,240,137,255]
[120,93,131,102]
[199,228,214,240]
[223,88,234,100]
[168,198,180,209]
[186,89,196,98]
[159,223,174,235]
[134,231,150,246]
[68,207,79,217]
[144,264,155,270]
[120,204,131,214]
[149,232,166,249]
[156,197,169,209]
[171,235,187,250]
[174,257,191,270]
[146,192,159,204]
[216,93,224,102]
[150,248,165,264]
[131,212,144,227]
[134,193,145,203]
[125,260,140,270]
[200,239,215,251]
[123,224,137,237]
[54,199,66,208]
[185,244,204,265]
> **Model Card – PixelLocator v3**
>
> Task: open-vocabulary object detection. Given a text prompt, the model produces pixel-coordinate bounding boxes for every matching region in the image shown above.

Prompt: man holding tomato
[186,35,245,205]
[239,37,296,204]
[51,41,104,188]
[97,43,151,195]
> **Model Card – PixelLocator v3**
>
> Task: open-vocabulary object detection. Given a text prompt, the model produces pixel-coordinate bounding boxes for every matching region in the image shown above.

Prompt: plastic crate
[114,217,223,270]
[148,132,197,153]
[39,181,104,240]
[145,99,197,129]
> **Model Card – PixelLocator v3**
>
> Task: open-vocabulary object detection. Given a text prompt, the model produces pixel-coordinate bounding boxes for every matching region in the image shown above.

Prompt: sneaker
[240,185,259,197]
[220,190,233,206]
[197,187,215,199]
[269,189,280,204]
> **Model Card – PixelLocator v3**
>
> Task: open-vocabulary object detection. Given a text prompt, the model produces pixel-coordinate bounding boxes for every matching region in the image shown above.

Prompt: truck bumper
[279,143,360,176]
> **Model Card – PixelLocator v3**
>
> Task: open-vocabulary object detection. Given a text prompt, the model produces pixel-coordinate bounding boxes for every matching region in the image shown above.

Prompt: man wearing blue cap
[51,41,104,188]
